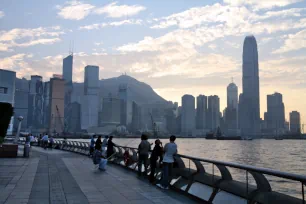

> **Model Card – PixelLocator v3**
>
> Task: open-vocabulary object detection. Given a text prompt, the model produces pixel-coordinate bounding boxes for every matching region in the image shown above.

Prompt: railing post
[302,182,305,204]
[246,171,249,203]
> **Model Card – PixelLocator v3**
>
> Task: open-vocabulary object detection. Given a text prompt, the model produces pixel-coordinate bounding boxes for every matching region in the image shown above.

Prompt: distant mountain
[71,75,166,105]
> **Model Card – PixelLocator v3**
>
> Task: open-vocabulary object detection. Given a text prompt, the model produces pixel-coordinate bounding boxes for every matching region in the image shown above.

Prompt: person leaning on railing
[149,139,163,183]
[137,134,151,177]
[157,135,177,190]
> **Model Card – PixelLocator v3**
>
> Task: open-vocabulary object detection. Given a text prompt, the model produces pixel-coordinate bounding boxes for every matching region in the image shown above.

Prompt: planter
[0,144,18,158]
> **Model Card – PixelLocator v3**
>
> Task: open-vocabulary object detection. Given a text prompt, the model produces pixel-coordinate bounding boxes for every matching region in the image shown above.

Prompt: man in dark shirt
[107,136,116,158]
[95,135,102,150]
[138,134,151,176]
[149,139,163,183]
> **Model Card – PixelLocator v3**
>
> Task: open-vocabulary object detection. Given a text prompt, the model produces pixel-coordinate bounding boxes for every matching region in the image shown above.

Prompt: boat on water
[205,132,216,139]
[275,137,283,140]
[217,136,242,140]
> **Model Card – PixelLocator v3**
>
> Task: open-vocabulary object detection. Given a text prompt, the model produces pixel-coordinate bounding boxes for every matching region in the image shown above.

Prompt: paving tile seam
[3,158,38,204]
[49,160,68,204]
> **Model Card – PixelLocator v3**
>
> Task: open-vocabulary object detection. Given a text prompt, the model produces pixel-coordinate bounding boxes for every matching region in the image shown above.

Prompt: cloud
[0,26,65,51]
[273,29,306,53]
[0,11,4,18]
[56,1,146,20]
[79,19,142,30]
[208,44,217,50]
[262,8,306,19]
[56,1,95,20]
[223,0,302,10]
[94,2,146,18]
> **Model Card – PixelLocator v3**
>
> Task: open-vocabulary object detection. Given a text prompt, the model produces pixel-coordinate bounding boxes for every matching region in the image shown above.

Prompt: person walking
[89,135,95,157]
[95,135,102,151]
[107,136,116,158]
[137,134,151,177]
[29,134,35,147]
[157,135,177,190]
[149,139,163,183]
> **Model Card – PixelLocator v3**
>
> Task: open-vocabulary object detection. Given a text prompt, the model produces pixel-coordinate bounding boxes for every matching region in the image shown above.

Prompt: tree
[0,102,14,144]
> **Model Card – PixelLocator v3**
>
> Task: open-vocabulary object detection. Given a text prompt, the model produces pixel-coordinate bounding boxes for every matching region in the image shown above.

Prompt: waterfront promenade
[0,146,196,204]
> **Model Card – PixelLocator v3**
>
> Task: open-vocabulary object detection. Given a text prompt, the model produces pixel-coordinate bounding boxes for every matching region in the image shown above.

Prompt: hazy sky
[0,0,306,126]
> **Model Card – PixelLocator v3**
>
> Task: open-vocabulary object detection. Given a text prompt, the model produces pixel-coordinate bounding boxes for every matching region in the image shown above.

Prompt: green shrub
[0,102,14,144]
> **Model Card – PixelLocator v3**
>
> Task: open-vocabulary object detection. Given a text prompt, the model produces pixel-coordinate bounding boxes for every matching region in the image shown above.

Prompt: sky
[0,0,306,127]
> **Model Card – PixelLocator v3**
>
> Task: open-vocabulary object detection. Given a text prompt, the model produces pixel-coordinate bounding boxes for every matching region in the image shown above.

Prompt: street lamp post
[14,116,23,144]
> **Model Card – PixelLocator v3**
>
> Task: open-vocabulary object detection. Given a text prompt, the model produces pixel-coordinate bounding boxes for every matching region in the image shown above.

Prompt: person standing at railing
[137,134,151,177]
[107,136,116,158]
[49,137,54,150]
[95,135,102,151]
[149,139,163,183]
[42,134,49,150]
[102,136,108,156]
[89,135,95,157]
[157,135,177,190]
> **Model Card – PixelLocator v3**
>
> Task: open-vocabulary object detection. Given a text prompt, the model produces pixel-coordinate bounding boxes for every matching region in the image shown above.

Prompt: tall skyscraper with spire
[239,35,260,137]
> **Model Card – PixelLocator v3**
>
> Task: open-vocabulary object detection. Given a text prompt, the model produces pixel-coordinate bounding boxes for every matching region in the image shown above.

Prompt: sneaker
[156,184,168,190]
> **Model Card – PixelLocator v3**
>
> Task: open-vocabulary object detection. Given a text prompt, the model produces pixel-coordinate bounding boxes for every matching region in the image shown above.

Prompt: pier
[1,138,306,204]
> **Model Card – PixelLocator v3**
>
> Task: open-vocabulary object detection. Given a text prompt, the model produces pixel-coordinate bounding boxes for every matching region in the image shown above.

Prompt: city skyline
[0,0,306,124]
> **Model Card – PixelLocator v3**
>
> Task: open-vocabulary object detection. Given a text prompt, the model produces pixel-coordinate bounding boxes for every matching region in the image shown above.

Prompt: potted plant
[0,102,17,157]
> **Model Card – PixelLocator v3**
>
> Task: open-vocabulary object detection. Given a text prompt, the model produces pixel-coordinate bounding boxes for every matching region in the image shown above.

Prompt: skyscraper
[181,95,195,136]
[266,92,285,134]
[227,82,238,109]
[49,77,65,134]
[13,78,29,132]
[207,95,220,131]
[239,35,260,137]
[225,82,238,135]
[81,65,99,130]
[290,111,301,134]
[28,75,44,130]
[62,54,73,84]
[62,54,74,126]
[196,95,207,129]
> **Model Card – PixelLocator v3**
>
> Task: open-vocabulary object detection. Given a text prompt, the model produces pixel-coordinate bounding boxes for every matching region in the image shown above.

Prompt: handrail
[177,154,306,183]
[117,145,306,184]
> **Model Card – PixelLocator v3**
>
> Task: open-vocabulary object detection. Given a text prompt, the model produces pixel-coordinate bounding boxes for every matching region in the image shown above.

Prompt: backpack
[93,150,102,165]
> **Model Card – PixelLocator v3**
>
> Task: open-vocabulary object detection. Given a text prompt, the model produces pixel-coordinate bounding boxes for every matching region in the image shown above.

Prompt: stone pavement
[0,146,197,204]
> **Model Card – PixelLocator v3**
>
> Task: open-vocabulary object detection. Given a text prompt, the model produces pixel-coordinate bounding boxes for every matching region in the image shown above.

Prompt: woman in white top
[157,135,177,190]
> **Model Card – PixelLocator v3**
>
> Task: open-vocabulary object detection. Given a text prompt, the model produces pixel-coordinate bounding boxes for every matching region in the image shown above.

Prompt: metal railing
[31,139,305,204]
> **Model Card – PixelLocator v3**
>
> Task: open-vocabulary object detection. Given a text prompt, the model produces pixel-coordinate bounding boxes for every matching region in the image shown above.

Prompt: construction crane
[56,105,65,134]
[149,112,158,137]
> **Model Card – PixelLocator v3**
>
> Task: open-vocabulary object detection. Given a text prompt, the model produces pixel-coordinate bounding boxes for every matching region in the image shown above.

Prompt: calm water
[77,138,306,198]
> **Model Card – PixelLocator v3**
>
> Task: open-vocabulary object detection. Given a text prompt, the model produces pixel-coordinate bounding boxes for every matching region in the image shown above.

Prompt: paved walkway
[0,146,196,204]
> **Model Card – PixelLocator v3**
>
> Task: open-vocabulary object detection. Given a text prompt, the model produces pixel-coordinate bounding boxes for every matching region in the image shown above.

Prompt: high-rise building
[43,82,50,129]
[266,92,285,134]
[239,35,260,137]
[99,96,121,127]
[225,82,238,135]
[131,101,142,133]
[13,78,29,132]
[181,95,195,136]
[227,82,238,109]
[62,54,73,84]
[28,75,44,130]
[62,54,74,125]
[81,65,99,130]
[118,84,132,128]
[0,69,16,135]
[49,78,65,134]
[207,95,220,131]
[290,111,301,134]
[67,102,81,133]
[196,95,207,129]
